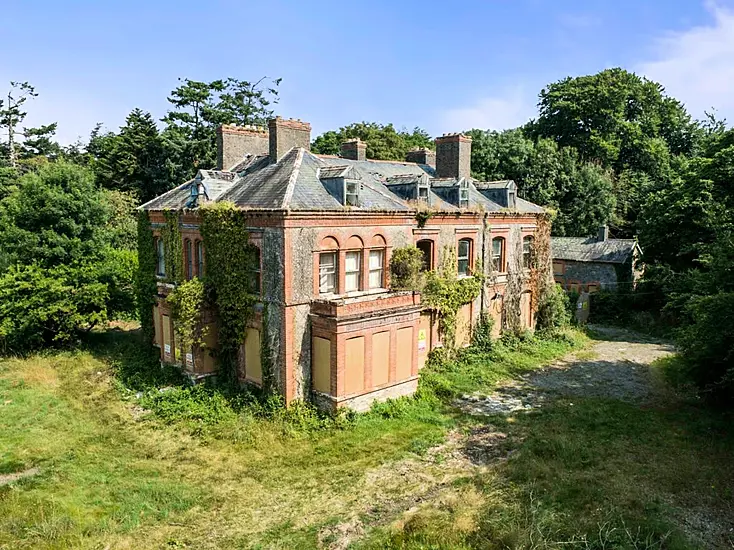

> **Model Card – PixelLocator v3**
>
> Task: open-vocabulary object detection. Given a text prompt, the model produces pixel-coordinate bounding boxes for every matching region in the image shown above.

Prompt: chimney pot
[597,225,609,242]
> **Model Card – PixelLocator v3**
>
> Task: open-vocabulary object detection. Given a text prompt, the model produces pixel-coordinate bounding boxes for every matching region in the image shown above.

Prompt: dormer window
[459,181,469,208]
[417,185,429,202]
[345,180,359,206]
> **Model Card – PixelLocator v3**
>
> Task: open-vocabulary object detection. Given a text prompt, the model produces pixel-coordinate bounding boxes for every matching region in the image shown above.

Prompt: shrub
[535,283,570,331]
[677,292,734,401]
[471,312,495,352]
[389,246,424,290]
[0,264,108,354]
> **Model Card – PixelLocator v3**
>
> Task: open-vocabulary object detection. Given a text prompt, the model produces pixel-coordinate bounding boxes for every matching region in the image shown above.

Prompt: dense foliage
[311,122,433,160]
[199,202,261,388]
[0,162,136,352]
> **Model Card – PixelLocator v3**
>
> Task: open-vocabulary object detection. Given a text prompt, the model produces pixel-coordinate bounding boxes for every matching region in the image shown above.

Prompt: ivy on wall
[389,246,425,290]
[166,277,207,352]
[162,210,183,284]
[200,202,261,388]
[136,210,158,345]
[422,247,483,351]
[503,235,524,335]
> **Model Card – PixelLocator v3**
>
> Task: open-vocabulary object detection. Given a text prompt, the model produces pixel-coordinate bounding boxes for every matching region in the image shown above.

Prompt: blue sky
[3,0,734,144]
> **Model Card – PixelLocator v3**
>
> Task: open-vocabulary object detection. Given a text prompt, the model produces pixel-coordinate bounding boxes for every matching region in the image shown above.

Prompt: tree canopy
[311,122,432,161]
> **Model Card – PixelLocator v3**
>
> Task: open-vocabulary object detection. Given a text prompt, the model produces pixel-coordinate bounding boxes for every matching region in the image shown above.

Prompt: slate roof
[141,147,545,214]
[552,237,640,264]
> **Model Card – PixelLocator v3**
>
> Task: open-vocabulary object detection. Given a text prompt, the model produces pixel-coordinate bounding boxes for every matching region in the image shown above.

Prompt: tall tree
[467,128,615,237]
[90,109,168,202]
[311,122,433,161]
[0,81,37,167]
[161,77,280,183]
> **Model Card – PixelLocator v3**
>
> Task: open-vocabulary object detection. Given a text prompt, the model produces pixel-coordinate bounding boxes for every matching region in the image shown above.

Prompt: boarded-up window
[396,327,413,381]
[153,306,162,347]
[520,292,532,328]
[456,303,472,347]
[345,336,365,395]
[201,324,218,373]
[312,337,331,394]
[372,331,390,387]
[418,313,432,370]
[162,314,173,361]
[245,328,262,384]
[553,261,564,276]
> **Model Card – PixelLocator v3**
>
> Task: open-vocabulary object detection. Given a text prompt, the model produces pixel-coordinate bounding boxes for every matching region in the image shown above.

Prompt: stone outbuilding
[140,118,549,412]
[552,226,642,293]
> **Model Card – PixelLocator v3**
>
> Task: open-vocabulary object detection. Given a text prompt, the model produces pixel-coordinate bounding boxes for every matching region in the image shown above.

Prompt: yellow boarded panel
[418,313,432,370]
[345,336,365,395]
[312,337,331,394]
[456,304,472,347]
[201,324,218,373]
[162,314,172,361]
[396,327,413,381]
[372,331,390,387]
[521,292,532,328]
[153,306,162,347]
[245,328,262,384]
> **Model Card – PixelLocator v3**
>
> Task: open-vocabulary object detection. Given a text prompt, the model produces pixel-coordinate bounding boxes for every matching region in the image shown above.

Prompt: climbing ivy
[136,210,158,346]
[415,209,434,229]
[167,277,208,353]
[200,202,260,388]
[422,247,483,351]
[389,246,425,290]
[260,302,276,394]
[162,210,183,284]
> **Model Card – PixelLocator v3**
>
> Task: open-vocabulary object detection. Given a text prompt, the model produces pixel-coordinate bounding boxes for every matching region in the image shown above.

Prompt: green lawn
[0,328,732,549]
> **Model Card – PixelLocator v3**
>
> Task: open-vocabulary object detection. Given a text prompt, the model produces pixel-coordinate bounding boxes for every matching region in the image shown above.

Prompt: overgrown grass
[7,324,731,548]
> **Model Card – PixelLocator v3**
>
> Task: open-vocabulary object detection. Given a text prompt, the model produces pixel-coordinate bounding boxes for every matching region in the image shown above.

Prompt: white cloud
[638,3,734,121]
[438,87,536,133]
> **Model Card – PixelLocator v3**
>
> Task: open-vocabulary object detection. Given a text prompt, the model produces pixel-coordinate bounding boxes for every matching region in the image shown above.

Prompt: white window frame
[457,239,471,276]
[368,249,385,289]
[319,252,338,294]
[345,250,362,292]
[491,237,505,273]
[345,180,359,206]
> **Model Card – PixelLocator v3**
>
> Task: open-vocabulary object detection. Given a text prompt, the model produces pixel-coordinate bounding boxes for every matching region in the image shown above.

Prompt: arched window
[457,238,472,276]
[196,241,204,277]
[156,237,165,277]
[523,236,534,269]
[185,239,193,280]
[491,237,505,273]
[319,237,339,295]
[250,246,261,294]
[368,249,384,288]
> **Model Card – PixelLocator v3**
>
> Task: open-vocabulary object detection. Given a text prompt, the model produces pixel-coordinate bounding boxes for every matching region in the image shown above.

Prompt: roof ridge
[281,148,305,209]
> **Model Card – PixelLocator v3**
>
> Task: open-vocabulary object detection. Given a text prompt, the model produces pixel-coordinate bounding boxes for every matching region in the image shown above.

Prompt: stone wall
[554,260,621,291]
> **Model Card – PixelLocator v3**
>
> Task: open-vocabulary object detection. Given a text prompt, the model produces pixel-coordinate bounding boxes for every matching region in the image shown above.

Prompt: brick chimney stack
[268,117,311,163]
[340,138,367,161]
[216,124,269,170]
[435,133,472,179]
[405,147,436,169]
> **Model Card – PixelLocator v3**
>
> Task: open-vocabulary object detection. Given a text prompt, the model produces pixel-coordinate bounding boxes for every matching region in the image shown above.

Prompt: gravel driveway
[456,326,676,416]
